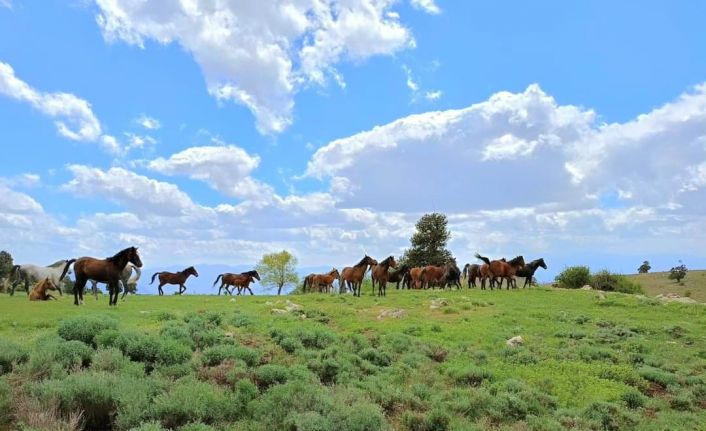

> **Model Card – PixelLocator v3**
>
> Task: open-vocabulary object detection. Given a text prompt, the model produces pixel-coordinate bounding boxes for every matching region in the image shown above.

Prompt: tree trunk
[277,283,283,295]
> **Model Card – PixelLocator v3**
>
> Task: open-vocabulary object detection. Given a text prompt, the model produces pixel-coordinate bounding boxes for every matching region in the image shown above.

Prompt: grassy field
[625,270,706,303]
[1,285,705,430]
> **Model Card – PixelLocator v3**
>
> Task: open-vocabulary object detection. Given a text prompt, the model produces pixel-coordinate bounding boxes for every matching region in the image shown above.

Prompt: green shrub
[253,364,290,390]
[591,270,643,294]
[621,390,647,409]
[448,366,493,386]
[360,348,392,367]
[403,408,450,431]
[157,339,192,366]
[670,393,693,411]
[251,381,330,429]
[0,377,11,425]
[153,378,235,428]
[191,329,226,350]
[156,311,177,322]
[130,421,167,431]
[91,347,144,377]
[201,345,261,367]
[160,324,195,349]
[0,339,29,374]
[555,266,591,289]
[95,328,121,348]
[229,314,253,328]
[295,327,338,350]
[277,336,302,353]
[638,366,678,388]
[179,423,217,431]
[582,402,635,431]
[57,315,118,347]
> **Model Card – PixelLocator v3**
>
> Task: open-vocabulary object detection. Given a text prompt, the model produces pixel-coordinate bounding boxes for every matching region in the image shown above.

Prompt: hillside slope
[626,270,706,303]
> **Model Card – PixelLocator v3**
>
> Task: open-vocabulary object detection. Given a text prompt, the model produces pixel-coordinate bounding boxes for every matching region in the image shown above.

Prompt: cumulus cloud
[94,0,415,133]
[410,0,441,14]
[425,90,442,101]
[136,114,161,130]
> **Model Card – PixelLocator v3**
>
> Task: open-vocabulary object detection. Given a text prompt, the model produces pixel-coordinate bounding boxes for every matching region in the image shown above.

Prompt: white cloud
[410,0,441,15]
[136,114,161,130]
[424,90,442,101]
[94,0,414,134]
[125,132,156,149]
[0,184,43,214]
[402,64,419,92]
[0,0,12,10]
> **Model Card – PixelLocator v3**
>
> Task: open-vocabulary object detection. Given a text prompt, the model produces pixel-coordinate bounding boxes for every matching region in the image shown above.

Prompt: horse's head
[509,255,525,268]
[365,255,378,266]
[537,258,547,269]
[251,270,261,281]
[331,268,340,279]
[388,256,397,268]
[187,266,199,277]
[128,247,143,268]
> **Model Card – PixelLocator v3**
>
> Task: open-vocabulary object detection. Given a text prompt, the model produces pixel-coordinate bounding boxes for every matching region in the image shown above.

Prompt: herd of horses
[302,254,548,296]
[8,246,547,306]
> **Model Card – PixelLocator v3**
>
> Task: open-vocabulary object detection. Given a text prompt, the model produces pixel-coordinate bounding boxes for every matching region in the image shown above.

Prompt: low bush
[448,366,493,387]
[591,270,643,294]
[179,423,217,431]
[360,348,392,367]
[201,345,261,367]
[403,409,450,431]
[130,421,166,431]
[621,390,647,409]
[153,378,236,428]
[57,315,118,347]
[0,339,29,374]
[555,266,591,289]
[90,347,144,377]
[0,377,11,425]
[252,364,289,390]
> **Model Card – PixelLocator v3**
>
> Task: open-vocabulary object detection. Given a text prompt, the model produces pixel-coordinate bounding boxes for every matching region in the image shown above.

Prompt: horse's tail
[212,274,223,287]
[150,272,160,285]
[302,276,309,292]
[474,253,491,265]
[11,265,20,280]
[59,259,76,281]
[129,264,142,283]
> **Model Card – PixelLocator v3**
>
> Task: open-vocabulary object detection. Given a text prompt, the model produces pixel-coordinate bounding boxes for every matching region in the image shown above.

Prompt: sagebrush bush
[90,347,144,377]
[0,339,29,374]
[360,348,392,367]
[251,381,330,428]
[253,364,289,390]
[153,378,236,428]
[403,408,450,431]
[638,366,678,388]
[621,390,647,409]
[201,345,261,367]
[178,422,217,431]
[160,324,195,349]
[57,315,118,347]
[591,270,643,294]
[555,266,591,289]
[0,377,11,425]
[448,366,493,386]
[582,402,635,431]
[129,421,166,431]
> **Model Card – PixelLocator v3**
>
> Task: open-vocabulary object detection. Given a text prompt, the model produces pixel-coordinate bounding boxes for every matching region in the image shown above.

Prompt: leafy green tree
[637,261,651,274]
[400,213,454,268]
[668,261,688,283]
[256,250,299,295]
[0,250,14,293]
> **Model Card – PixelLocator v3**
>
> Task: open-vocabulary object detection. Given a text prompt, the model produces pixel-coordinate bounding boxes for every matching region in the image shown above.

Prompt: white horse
[88,262,141,300]
[10,259,75,296]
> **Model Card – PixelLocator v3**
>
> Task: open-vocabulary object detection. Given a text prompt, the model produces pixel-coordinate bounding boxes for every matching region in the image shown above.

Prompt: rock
[506,336,524,347]
[271,308,288,315]
[265,301,275,306]
[229,298,236,302]
[596,292,606,300]
[224,332,234,338]
[377,309,407,319]
[285,300,303,312]
[580,285,593,290]
[430,299,449,309]
[656,293,699,304]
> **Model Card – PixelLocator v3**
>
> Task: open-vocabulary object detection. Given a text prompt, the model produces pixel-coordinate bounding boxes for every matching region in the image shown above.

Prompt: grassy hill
[626,270,706,303]
[0,286,705,430]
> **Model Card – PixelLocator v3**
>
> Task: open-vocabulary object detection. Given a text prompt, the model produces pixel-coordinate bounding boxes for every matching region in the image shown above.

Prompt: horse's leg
[158,283,164,296]
[73,276,87,306]
[178,284,184,295]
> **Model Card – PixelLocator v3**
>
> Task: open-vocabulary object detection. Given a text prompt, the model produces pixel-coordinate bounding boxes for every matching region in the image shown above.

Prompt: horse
[213,270,260,295]
[475,254,525,289]
[442,261,462,289]
[301,274,316,293]
[420,265,445,289]
[10,259,75,296]
[88,262,141,300]
[408,267,424,289]
[515,258,547,288]
[340,255,377,297]
[67,247,143,306]
[371,256,397,297]
[309,269,340,293]
[151,266,199,296]
[29,278,59,301]
[390,264,410,289]
[462,263,481,288]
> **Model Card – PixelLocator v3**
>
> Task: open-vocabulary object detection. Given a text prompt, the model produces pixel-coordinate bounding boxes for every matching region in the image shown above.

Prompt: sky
[2,0,706,285]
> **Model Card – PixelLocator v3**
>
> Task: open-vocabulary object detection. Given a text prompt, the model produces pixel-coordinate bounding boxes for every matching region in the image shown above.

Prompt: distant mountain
[131,264,333,295]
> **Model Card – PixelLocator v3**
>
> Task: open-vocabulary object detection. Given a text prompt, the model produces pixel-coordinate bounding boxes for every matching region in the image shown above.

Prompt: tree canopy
[256,250,300,295]
[400,213,454,268]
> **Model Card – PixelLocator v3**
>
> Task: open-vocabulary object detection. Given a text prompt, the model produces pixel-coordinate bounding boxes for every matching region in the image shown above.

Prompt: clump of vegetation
[637,261,651,274]
[669,261,688,283]
[555,266,591,289]
[57,315,118,347]
[0,339,29,374]
[591,270,643,294]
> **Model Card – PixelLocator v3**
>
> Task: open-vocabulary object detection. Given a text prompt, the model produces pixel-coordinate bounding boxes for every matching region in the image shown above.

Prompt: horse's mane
[380,256,394,266]
[354,255,370,267]
[240,270,258,277]
[106,247,132,262]
[328,268,339,275]
[508,256,524,266]
[47,260,66,268]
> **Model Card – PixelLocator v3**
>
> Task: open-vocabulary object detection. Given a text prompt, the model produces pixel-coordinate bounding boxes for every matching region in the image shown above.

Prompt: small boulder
[656,293,698,304]
[506,336,524,347]
[377,309,407,319]
[285,300,303,312]
[271,308,288,315]
[430,299,449,309]
[596,292,607,300]
[580,285,593,290]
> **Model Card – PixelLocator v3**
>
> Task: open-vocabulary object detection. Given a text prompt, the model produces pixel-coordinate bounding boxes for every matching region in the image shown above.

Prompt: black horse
[442,261,463,289]
[390,264,410,289]
[515,258,547,288]
[462,263,481,288]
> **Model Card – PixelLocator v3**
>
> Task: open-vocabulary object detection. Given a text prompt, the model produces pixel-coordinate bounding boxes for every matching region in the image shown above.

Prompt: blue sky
[2,0,706,285]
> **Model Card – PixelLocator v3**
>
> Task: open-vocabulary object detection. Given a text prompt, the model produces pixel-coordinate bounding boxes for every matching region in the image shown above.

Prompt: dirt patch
[644,382,668,398]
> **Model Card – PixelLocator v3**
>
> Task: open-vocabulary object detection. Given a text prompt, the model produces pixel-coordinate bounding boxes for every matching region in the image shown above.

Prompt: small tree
[0,250,14,293]
[637,261,651,274]
[256,250,299,295]
[668,261,688,283]
[400,213,454,268]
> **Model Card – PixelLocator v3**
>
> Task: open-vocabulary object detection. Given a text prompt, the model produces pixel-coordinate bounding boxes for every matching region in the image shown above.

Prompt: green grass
[1,285,705,430]
[626,270,706,303]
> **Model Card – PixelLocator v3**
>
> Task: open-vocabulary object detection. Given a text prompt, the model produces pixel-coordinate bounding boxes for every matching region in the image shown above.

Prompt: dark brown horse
[29,278,59,301]
[340,255,377,297]
[371,256,397,297]
[420,265,445,289]
[301,273,316,293]
[213,270,260,295]
[442,261,462,289]
[306,268,340,293]
[66,247,143,306]
[463,263,481,288]
[390,264,410,289]
[151,266,199,296]
[408,267,424,289]
[475,254,525,289]
[516,258,547,288]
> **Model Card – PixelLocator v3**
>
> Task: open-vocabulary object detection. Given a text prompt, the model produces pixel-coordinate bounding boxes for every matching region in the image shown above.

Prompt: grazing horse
[301,274,316,293]
[442,261,463,289]
[340,255,377,297]
[309,269,340,293]
[29,278,59,301]
[463,263,481,288]
[213,270,260,295]
[516,258,547,288]
[475,254,525,290]
[408,267,424,289]
[68,247,143,306]
[390,265,410,290]
[151,266,199,296]
[89,262,141,300]
[371,256,397,297]
[10,260,75,296]
[420,265,445,289]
